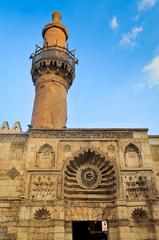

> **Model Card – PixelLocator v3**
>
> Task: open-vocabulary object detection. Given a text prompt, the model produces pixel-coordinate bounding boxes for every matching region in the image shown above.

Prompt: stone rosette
[76,164,102,190]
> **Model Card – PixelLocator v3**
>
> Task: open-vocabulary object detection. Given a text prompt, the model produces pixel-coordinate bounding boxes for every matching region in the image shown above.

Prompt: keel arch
[63,147,120,202]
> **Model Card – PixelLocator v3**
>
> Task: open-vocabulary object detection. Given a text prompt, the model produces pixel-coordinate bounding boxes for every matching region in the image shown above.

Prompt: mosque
[0,11,159,240]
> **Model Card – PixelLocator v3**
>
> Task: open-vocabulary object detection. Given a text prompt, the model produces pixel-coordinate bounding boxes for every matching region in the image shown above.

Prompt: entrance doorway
[72,221,108,240]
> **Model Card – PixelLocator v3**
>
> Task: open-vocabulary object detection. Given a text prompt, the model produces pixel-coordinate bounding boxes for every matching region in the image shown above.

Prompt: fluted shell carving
[131,208,148,221]
[34,208,51,220]
[64,149,116,201]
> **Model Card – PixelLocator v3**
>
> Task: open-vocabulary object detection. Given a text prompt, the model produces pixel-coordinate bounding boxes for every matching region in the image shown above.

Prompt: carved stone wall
[151,145,159,162]
[0,129,158,240]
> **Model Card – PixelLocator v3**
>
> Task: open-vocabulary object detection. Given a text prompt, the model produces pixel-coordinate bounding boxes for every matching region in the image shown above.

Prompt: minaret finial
[52,11,62,22]
[42,11,68,46]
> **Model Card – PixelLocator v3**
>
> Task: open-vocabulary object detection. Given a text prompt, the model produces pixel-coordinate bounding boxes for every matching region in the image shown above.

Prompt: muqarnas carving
[36,143,55,168]
[124,143,142,167]
[34,208,51,220]
[31,175,56,200]
[64,149,117,201]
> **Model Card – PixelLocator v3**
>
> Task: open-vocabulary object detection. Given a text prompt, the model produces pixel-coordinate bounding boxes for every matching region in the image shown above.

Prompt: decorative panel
[64,149,117,201]
[29,174,57,200]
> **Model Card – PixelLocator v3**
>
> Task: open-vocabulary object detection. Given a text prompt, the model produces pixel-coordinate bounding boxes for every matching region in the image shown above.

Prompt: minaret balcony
[30,45,78,87]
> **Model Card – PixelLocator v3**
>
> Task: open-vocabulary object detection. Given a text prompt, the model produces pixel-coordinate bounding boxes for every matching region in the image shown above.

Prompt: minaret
[30,11,77,129]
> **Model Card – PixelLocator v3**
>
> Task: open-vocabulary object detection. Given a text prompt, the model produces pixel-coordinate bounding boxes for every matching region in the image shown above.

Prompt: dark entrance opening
[72,221,107,240]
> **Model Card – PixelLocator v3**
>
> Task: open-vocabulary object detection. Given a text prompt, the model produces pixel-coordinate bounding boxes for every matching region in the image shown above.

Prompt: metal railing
[31,45,77,68]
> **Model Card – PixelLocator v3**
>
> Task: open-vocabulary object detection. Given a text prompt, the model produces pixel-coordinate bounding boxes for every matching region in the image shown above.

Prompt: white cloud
[133,56,159,91]
[133,81,145,91]
[138,0,157,11]
[120,26,143,48]
[143,56,159,87]
[110,16,119,30]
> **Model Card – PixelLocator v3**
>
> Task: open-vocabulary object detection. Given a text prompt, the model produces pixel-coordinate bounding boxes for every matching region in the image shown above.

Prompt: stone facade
[0,128,159,239]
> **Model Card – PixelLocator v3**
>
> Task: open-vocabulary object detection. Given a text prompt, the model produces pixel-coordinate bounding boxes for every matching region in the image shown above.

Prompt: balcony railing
[31,45,78,68]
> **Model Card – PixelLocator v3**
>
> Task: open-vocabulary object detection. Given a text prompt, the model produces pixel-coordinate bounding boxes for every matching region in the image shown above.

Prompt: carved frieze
[29,129,134,139]
[0,135,28,143]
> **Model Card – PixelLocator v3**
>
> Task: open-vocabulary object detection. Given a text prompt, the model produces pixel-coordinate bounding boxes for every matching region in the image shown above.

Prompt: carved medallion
[64,144,71,152]
[77,165,101,190]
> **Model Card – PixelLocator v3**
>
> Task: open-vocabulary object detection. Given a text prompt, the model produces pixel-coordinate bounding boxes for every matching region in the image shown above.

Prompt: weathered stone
[6,167,20,180]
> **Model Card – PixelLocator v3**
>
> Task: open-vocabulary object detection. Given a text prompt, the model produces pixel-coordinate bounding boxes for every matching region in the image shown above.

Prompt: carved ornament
[29,129,134,139]
[64,148,116,201]
[34,208,51,220]
[131,208,148,221]
[30,175,56,200]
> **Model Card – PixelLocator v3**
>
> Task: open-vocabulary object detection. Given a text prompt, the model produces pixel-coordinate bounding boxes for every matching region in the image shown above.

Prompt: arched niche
[130,208,155,240]
[63,148,117,202]
[36,144,55,168]
[124,143,142,168]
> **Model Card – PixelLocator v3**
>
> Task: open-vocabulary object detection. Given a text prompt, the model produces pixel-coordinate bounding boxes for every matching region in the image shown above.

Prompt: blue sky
[0,0,159,134]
